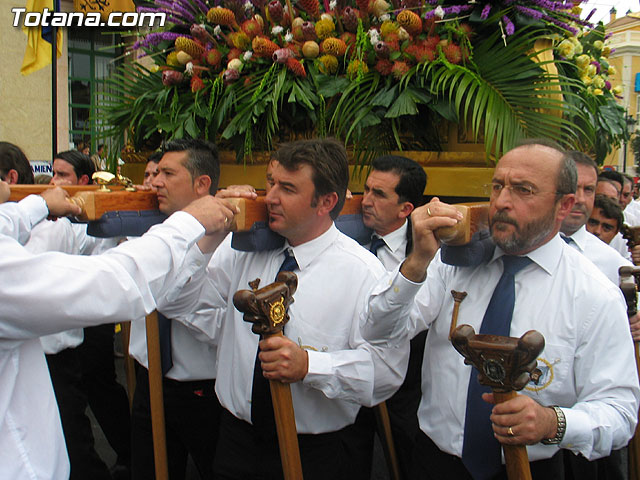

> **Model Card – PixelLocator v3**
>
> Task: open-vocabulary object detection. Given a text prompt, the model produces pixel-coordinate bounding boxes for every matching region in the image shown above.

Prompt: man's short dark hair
[147,151,163,164]
[371,155,427,208]
[622,173,634,187]
[0,142,34,184]
[55,150,95,184]
[565,151,598,179]
[594,194,624,230]
[162,139,220,194]
[273,138,349,220]
[599,170,624,190]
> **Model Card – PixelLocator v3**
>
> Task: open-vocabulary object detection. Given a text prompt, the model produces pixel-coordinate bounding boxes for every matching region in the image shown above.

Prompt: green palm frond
[418,28,588,161]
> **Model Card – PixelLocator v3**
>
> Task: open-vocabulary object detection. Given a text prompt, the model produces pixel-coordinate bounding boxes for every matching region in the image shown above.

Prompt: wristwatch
[541,405,566,445]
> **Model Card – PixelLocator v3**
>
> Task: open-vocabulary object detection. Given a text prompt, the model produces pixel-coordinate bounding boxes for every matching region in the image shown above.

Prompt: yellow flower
[586,64,597,76]
[576,54,590,68]
[380,20,398,37]
[557,39,575,59]
[593,88,603,95]
[315,18,335,40]
[346,59,368,79]
[593,40,603,51]
[613,85,623,95]
[581,75,592,86]
[608,65,617,76]
[318,54,338,74]
[150,65,160,73]
[592,75,605,88]
[602,46,611,57]
[166,51,181,67]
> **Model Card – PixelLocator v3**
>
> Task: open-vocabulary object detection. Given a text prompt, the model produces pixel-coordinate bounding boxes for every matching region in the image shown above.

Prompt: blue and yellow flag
[20,0,63,76]
[74,0,135,21]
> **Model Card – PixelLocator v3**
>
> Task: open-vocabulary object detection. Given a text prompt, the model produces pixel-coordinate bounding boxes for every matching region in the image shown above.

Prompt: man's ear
[193,175,212,196]
[556,193,576,222]
[78,174,90,185]
[316,192,339,216]
[399,201,414,220]
[5,169,19,185]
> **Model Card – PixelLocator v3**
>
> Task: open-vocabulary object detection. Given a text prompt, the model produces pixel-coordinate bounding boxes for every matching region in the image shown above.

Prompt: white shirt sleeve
[0,195,49,243]
[0,211,206,344]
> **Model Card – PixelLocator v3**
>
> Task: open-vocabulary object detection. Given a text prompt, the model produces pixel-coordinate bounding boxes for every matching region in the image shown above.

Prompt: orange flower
[286,57,306,77]
[207,7,238,28]
[397,10,422,36]
[252,36,279,57]
[321,38,347,56]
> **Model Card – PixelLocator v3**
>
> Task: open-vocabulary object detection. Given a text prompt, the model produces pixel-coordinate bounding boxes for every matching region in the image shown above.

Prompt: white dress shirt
[624,207,640,227]
[160,224,410,434]
[369,235,639,462]
[366,221,409,271]
[566,226,633,284]
[0,195,208,480]
[610,232,632,261]
[128,238,225,381]
[25,219,118,354]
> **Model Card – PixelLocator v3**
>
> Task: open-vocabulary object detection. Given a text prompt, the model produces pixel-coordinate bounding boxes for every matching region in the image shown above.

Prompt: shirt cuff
[303,350,331,387]
[559,407,593,457]
[165,210,206,242]
[384,266,424,303]
[21,194,49,227]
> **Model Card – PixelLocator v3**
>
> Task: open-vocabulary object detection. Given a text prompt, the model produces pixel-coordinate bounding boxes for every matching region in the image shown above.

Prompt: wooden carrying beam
[9,185,489,244]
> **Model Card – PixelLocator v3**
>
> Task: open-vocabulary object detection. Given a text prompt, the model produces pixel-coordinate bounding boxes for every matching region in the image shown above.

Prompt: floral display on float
[101,0,627,163]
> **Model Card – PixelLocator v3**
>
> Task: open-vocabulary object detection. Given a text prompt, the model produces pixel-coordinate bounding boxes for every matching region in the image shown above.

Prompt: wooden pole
[266,331,304,480]
[493,391,532,480]
[628,342,640,480]
[145,311,169,480]
[374,402,402,480]
[119,321,136,410]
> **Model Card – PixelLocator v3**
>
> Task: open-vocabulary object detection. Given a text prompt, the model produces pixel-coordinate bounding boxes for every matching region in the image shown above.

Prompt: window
[68,29,121,155]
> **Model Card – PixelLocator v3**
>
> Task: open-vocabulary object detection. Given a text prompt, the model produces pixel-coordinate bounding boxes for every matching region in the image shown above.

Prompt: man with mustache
[363,140,639,479]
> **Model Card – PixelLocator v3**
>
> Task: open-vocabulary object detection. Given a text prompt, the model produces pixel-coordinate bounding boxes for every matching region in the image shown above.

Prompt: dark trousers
[411,430,565,480]
[344,330,427,480]
[131,364,222,480]
[78,324,131,467]
[46,348,112,480]
[214,409,351,480]
[564,449,626,480]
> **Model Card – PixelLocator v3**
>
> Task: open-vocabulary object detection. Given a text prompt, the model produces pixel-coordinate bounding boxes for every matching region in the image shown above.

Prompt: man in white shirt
[350,154,427,479]
[363,140,640,479]
[44,149,130,479]
[0,185,237,480]
[621,174,640,227]
[129,139,232,480]
[161,139,409,479]
[560,152,636,479]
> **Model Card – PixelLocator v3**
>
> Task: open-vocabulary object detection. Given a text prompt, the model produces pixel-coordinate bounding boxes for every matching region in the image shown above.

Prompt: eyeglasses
[482,183,560,199]
[587,217,617,233]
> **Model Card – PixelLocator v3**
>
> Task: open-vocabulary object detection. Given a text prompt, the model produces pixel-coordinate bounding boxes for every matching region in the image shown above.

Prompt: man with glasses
[363,140,639,479]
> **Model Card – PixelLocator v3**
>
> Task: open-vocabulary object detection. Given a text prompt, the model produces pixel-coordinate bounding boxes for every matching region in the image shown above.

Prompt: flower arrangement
[100,0,626,163]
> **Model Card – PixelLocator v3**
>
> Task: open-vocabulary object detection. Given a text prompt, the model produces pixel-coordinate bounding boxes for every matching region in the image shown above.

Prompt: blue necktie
[250,249,299,433]
[561,235,573,245]
[461,255,532,479]
[157,311,173,376]
[369,236,386,256]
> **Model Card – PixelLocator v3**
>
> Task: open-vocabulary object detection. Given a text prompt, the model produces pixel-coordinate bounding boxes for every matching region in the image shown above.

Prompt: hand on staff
[258,336,309,383]
[39,187,82,217]
[217,184,258,200]
[483,393,558,445]
[400,198,463,282]
[629,312,640,342]
[0,180,9,204]
[631,245,640,266]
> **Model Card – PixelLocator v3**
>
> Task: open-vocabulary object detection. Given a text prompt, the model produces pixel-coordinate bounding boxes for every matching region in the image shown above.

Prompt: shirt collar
[565,225,588,253]
[378,220,408,254]
[283,223,339,271]
[489,233,564,276]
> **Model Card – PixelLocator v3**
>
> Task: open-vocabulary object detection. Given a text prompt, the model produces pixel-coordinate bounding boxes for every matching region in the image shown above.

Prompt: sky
[579,0,639,24]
